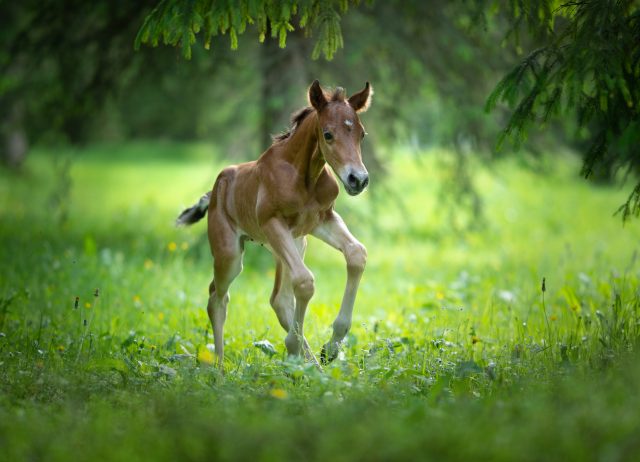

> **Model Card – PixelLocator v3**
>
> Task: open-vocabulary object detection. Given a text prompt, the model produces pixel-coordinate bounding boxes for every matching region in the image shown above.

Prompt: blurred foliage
[1,1,519,160]
[485,0,640,219]
[0,0,156,148]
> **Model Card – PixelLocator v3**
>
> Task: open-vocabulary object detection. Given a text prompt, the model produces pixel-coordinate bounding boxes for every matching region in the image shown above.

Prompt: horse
[177,80,372,368]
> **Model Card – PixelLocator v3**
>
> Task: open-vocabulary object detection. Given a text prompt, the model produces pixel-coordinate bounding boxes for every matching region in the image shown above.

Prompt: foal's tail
[176,191,211,226]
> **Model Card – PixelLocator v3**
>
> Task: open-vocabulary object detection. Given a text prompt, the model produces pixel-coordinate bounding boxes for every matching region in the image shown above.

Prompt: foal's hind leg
[269,238,318,363]
[207,218,243,369]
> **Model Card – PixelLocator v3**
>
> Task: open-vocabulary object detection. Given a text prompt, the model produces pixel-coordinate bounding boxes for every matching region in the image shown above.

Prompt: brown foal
[177,80,372,367]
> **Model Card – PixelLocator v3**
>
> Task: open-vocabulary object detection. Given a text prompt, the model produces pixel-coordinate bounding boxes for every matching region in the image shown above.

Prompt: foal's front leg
[262,218,316,360]
[312,211,367,364]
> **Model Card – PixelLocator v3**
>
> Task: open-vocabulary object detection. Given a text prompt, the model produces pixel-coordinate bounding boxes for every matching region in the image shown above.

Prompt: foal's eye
[323,131,333,142]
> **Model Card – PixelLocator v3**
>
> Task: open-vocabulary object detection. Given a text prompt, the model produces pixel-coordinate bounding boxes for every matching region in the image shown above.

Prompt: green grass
[1,142,639,461]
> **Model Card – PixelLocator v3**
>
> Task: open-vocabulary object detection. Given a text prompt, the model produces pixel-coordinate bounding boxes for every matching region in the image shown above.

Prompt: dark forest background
[2,0,639,217]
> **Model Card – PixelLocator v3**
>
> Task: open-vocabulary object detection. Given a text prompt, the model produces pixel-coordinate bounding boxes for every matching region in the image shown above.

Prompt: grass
[1,141,639,461]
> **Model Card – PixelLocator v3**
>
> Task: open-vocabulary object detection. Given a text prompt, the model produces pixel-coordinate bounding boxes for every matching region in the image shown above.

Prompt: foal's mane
[272,107,314,143]
[272,87,348,144]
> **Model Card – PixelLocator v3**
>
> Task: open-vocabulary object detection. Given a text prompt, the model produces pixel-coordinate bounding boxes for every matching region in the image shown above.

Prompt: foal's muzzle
[344,170,369,195]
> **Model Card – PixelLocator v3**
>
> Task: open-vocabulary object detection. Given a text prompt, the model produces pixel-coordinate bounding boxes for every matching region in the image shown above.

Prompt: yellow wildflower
[197,346,214,365]
[270,388,288,400]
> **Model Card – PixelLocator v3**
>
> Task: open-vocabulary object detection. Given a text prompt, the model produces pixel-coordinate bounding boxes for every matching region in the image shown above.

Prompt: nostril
[362,176,369,189]
[347,173,358,188]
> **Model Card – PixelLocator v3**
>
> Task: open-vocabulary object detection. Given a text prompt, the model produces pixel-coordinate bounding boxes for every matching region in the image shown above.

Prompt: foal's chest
[286,171,339,236]
[286,200,327,236]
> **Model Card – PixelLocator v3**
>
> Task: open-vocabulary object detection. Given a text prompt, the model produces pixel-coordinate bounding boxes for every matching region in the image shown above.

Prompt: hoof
[320,343,338,365]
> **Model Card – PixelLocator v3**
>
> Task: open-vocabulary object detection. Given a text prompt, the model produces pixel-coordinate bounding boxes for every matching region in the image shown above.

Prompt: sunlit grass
[1,142,639,461]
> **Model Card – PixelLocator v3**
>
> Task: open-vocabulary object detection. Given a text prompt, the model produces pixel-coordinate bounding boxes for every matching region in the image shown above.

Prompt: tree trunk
[2,101,28,169]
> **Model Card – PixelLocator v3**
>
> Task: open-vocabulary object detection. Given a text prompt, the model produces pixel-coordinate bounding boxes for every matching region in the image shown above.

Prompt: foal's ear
[348,82,373,113]
[309,80,327,112]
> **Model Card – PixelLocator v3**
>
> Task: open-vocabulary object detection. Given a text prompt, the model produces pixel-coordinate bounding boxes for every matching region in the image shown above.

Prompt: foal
[177,80,372,367]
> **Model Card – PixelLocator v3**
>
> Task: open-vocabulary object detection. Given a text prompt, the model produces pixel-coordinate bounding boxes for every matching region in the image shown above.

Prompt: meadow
[1,142,639,461]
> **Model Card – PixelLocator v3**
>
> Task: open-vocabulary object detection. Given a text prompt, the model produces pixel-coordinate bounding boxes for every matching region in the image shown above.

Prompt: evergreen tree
[1,0,156,161]
[486,0,640,219]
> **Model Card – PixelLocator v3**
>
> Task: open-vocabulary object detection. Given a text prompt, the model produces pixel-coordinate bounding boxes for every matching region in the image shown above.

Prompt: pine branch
[616,181,640,220]
[488,0,640,219]
[135,0,360,60]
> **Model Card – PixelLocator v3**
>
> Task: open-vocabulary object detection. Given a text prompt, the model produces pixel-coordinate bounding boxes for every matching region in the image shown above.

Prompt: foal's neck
[285,112,325,187]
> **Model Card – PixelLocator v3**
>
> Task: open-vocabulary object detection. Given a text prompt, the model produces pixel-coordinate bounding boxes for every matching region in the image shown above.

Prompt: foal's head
[309,80,373,196]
